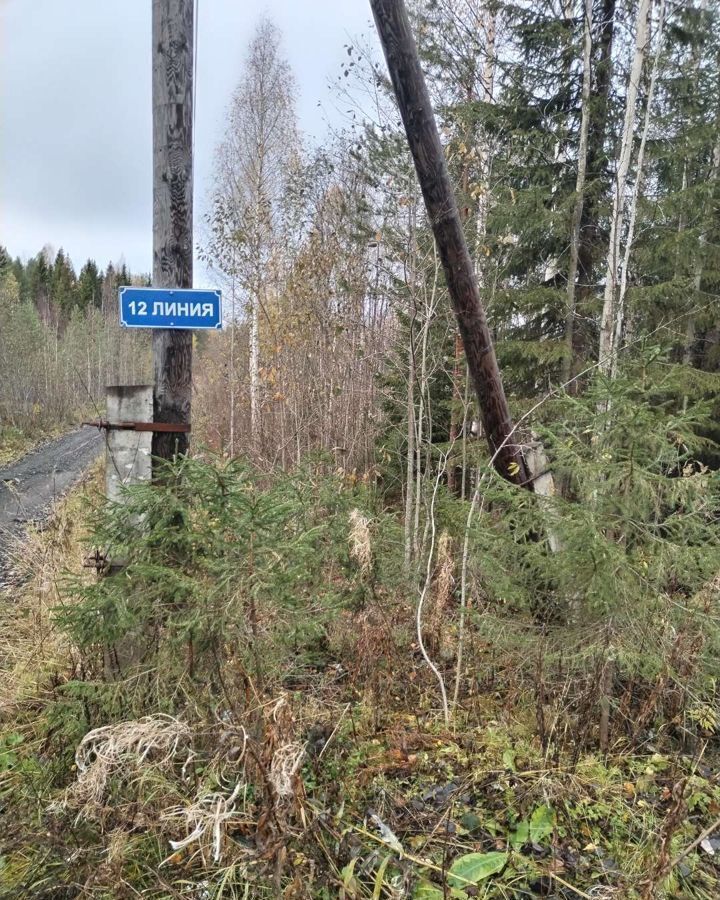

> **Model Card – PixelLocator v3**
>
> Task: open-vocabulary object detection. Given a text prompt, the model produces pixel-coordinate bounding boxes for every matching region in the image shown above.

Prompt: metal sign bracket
[83,420,192,433]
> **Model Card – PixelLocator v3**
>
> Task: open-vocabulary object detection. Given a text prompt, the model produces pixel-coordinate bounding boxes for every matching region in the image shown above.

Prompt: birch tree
[598,0,652,375]
[209,19,297,450]
[611,0,666,374]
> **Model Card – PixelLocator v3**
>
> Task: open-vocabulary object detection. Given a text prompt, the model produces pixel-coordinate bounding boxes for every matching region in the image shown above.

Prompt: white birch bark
[599,0,651,376]
[229,266,236,456]
[611,0,666,377]
[413,251,440,558]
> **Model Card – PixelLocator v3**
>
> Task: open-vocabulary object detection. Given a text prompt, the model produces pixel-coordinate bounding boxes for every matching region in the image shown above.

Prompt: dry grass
[0,428,37,467]
[1,465,717,897]
[60,714,194,817]
[0,464,102,714]
[348,508,372,577]
[269,740,306,798]
[157,699,306,865]
[425,530,455,656]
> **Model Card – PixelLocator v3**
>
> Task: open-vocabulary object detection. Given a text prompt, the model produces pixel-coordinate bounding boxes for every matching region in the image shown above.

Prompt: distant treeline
[1,244,148,319]
[0,245,151,438]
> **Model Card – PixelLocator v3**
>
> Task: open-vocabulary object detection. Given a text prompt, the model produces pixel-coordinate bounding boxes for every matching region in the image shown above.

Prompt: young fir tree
[77,259,101,310]
[27,251,52,315]
[0,245,10,280]
[50,248,78,316]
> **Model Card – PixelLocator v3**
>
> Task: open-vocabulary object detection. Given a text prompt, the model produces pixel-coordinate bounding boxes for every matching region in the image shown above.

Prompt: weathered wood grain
[152,0,194,465]
[370,0,530,487]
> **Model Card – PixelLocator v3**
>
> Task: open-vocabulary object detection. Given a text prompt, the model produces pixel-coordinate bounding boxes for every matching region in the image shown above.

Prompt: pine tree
[117,262,130,287]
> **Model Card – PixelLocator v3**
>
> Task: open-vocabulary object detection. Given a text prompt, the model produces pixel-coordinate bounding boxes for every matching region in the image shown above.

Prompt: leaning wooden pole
[152,0,194,468]
[370,0,530,487]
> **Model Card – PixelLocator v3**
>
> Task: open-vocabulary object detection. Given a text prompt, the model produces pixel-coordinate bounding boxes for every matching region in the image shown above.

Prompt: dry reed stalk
[425,531,454,652]
[348,509,372,577]
[162,709,304,863]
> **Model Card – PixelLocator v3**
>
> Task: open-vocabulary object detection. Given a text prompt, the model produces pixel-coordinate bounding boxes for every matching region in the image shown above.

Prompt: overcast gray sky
[0,0,376,280]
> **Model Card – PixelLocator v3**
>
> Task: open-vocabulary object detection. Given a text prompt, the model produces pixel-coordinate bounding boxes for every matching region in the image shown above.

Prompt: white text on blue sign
[119,287,223,330]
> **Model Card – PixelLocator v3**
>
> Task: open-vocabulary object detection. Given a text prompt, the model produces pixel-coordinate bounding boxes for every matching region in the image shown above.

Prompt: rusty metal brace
[83,420,191,433]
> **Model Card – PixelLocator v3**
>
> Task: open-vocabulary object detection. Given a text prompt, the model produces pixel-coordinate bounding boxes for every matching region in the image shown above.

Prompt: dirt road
[0,428,103,575]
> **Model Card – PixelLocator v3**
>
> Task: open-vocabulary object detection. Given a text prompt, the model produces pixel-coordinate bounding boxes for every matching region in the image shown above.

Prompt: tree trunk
[573,0,616,366]
[371,0,531,487]
[562,0,593,384]
[447,331,463,492]
[414,261,437,556]
[404,313,416,571]
[229,270,236,456]
[249,289,260,450]
[611,0,665,377]
[598,0,651,376]
[685,127,720,365]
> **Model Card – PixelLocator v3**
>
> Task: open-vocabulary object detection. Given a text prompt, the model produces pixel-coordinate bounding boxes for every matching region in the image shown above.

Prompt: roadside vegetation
[2,0,720,897]
[1,370,720,897]
[0,426,44,467]
[0,250,150,466]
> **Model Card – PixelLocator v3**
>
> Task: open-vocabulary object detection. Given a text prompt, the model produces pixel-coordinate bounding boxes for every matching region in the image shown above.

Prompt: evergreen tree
[629,0,720,370]
[77,259,101,310]
[117,262,130,287]
[50,248,78,315]
[27,251,52,319]
[0,245,10,280]
[101,262,117,316]
[10,257,29,303]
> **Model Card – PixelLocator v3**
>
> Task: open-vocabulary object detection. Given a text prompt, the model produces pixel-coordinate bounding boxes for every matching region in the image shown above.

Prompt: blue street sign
[119,287,223,330]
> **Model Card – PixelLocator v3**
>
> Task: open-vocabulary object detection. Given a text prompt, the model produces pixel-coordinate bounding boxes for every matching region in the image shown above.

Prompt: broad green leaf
[511,819,530,848]
[448,851,507,887]
[511,805,555,848]
[502,747,516,771]
[529,805,555,843]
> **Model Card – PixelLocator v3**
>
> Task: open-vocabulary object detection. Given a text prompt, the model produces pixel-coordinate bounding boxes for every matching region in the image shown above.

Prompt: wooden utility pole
[370,0,530,487]
[152,0,194,466]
